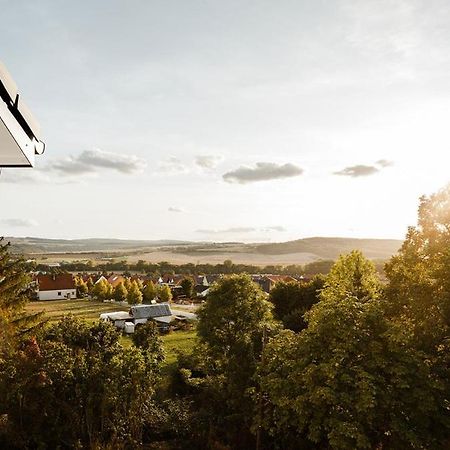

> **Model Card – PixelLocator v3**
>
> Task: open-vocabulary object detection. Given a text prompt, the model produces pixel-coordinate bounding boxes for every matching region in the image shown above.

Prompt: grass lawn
[26,298,129,322]
[162,330,197,365]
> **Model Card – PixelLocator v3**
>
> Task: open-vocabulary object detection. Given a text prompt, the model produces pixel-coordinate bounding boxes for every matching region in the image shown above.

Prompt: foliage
[193,274,277,447]
[159,284,173,303]
[320,250,381,303]
[180,276,195,298]
[269,275,325,332]
[132,320,164,361]
[0,238,42,340]
[258,252,447,449]
[74,276,88,297]
[0,316,162,449]
[114,281,128,302]
[91,278,109,300]
[142,281,157,302]
[127,280,143,305]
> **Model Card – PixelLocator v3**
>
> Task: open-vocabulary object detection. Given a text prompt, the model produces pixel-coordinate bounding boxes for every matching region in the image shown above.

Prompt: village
[31,271,305,334]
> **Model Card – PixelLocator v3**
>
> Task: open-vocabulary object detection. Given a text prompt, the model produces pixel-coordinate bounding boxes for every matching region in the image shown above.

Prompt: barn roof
[130,303,172,319]
[38,274,76,291]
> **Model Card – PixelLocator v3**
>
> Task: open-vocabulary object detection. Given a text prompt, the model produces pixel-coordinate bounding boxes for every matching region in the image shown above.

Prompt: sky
[1,0,450,242]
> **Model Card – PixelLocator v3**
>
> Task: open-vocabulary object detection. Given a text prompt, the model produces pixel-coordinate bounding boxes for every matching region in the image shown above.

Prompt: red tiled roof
[38,274,76,291]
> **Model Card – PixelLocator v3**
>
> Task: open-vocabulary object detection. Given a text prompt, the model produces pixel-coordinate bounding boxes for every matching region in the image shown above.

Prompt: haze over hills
[6,236,402,264]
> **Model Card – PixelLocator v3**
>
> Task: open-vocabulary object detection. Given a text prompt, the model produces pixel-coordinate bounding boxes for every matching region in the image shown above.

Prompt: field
[26,298,129,322]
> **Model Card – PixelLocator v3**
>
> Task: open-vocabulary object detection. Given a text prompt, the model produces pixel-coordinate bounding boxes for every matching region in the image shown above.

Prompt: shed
[130,303,172,325]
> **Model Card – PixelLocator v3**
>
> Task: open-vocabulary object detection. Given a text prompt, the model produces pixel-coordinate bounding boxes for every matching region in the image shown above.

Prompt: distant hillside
[255,237,402,260]
[5,236,402,263]
[6,237,192,254]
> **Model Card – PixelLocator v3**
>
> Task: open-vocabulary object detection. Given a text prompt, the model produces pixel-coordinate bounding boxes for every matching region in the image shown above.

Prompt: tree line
[35,258,341,277]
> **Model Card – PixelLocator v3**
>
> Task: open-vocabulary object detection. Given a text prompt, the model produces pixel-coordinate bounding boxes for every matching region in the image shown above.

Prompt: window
[58,291,61,296]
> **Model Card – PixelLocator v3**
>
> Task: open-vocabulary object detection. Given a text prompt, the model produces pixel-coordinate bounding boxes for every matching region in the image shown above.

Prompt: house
[37,273,76,300]
[107,274,125,287]
[253,275,298,293]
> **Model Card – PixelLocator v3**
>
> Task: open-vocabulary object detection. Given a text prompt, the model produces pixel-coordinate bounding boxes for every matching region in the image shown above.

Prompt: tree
[180,277,195,298]
[75,277,88,298]
[114,282,128,302]
[159,285,172,303]
[124,277,132,292]
[269,275,325,332]
[385,185,450,343]
[194,274,277,447]
[127,280,143,305]
[86,277,94,294]
[321,250,381,302]
[0,316,162,448]
[132,320,164,362]
[258,252,446,449]
[91,278,108,300]
[0,238,42,338]
[142,281,157,302]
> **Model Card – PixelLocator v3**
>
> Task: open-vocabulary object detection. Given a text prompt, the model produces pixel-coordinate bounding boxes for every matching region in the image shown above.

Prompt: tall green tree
[92,278,108,300]
[113,281,128,302]
[142,281,157,302]
[194,274,277,447]
[127,280,143,305]
[1,316,162,448]
[269,275,325,332]
[75,276,88,298]
[0,239,42,338]
[159,285,172,303]
[258,252,446,449]
[180,277,195,298]
[321,250,381,302]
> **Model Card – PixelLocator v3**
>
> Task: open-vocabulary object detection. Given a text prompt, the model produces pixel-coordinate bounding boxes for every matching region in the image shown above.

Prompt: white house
[37,273,77,301]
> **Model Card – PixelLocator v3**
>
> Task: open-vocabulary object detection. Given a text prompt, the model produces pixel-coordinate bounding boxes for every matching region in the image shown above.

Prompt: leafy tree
[127,280,143,305]
[159,285,172,303]
[180,277,195,298]
[132,320,164,362]
[0,316,162,448]
[321,250,381,302]
[105,281,113,299]
[194,274,277,447]
[92,278,108,300]
[385,185,450,345]
[124,277,132,292]
[143,281,157,302]
[258,252,446,449]
[0,238,42,338]
[86,277,94,294]
[269,275,325,331]
[113,281,128,302]
[75,277,88,298]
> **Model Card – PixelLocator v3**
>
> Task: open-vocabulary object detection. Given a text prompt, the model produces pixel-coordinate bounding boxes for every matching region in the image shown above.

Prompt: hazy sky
[2,0,450,242]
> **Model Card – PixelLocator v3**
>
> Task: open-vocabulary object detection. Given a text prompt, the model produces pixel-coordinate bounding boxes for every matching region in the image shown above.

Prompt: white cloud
[334,165,379,177]
[195,155,224,170]
[168,206,185,213]
[196,226,286,234]
[223,162,303,184]
[1,218,38,227]
[157,156,189,174]
[50,148,147,175]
